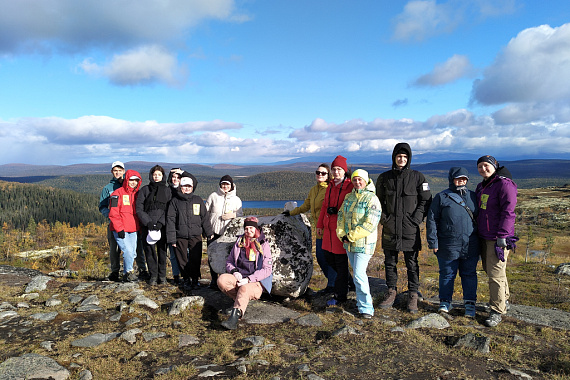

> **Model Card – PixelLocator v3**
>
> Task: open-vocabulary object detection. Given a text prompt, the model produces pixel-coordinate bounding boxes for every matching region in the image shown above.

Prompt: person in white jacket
[205,175,243,289]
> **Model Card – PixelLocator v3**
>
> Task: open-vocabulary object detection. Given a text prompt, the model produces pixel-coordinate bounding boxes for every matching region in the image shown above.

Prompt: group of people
[99,140,517,329]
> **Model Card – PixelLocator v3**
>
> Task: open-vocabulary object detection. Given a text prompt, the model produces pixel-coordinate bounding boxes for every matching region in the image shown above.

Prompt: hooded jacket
[136,168,172,232]
[205,184,243,235]
[317,176,354,254]
[336,178,382,255]
[225,230,273,294]
[476,166,517,240]
[99,177,122,219]
[375,143,432,251]
[109,169,142,233]
[426,167,479,260]
[166,172,213,243]
[290,181,328,239]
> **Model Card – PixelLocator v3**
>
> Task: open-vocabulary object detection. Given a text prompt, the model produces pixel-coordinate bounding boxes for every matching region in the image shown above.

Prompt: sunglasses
[315,171,328,176]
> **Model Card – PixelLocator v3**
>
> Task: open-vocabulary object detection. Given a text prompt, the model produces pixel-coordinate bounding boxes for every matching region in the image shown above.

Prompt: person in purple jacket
[217,216,273,330]
[476,155,517,327]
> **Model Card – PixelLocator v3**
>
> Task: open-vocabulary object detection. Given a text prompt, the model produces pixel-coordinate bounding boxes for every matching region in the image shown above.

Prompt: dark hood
[148,167,167,186]
[181,171,199,191]
[391,142,412,171]
[448,166,469,191]
[496,166,512,180]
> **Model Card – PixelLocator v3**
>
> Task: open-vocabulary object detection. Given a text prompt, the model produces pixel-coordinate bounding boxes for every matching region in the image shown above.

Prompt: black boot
[221,308,242,330]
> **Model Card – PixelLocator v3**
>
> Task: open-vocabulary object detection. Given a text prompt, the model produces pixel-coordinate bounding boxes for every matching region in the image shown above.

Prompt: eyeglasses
[315,171,328,176]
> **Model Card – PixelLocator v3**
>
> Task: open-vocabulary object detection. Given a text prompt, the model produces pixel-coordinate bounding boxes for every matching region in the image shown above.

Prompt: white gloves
[222,212,236,220]
[237,278,249,287]
[233,272,243,281]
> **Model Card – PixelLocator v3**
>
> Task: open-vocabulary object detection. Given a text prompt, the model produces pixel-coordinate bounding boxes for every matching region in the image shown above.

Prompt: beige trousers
[480,239,510,314]
[217,273,263,315]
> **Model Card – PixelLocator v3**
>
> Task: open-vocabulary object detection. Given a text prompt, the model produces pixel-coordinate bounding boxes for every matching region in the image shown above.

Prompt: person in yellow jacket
[283,164,337,293]
[337,169,382,318]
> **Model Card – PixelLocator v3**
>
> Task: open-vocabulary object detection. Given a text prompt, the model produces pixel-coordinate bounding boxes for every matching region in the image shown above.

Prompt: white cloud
[80,45,187,86]
[413,54,476,86]
[472,23,570,105]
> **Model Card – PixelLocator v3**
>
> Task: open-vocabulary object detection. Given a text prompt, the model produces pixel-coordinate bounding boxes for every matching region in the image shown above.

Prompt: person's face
[453,177,468,187]
[332,166,345,180]
[315,166,329,183]
[395,154,408,169]
[128,178,139,189]
[112,166,125,180]
[220,183,231,193]
[152,170,163,182]
[352,176,366,190]
[171,173,181,186]
[181,184,193,194]
[477,162,496,179]
[244,226,257,238]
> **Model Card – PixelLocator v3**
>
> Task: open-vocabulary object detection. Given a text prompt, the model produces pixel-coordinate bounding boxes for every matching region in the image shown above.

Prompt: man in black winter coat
[375,142,432,313]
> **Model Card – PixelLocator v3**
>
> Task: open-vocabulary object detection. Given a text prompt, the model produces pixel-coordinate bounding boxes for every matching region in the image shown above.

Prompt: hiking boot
[148,277,157,286]
[108,272,121,282]
[157,277,167,285]
[485,311,502,327]
[360,313,373,319]
[379,288,397,309]
[124,271,138,282]
[407,291,419,314]
[438,300,452,313]
[191,278,200,290]
[138,269,150,280]
[464,300,476,318]
[172,275,181,285]
[221,308,242,330]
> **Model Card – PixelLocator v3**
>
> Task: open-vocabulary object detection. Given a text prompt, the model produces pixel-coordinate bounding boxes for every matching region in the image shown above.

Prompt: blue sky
[1,0,569,165]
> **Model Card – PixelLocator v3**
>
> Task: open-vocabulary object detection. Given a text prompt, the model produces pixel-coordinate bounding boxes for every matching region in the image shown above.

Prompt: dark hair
[150,165,165,178]
[317,163,332,185]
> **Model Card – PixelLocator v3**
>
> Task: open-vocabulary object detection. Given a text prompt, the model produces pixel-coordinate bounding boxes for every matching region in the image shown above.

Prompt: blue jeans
[436,253,478,302]
[169,244,181,276]
[316,238,337,288]
[113,231,137,274]
[347,251,374,315]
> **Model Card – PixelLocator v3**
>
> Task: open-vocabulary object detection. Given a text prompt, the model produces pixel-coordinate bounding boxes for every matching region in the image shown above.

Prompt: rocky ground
[1,265,569,379]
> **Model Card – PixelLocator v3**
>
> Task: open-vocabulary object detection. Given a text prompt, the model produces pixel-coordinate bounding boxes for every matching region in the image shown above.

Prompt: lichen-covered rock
[208,214,313,298]
[555,263,570,276]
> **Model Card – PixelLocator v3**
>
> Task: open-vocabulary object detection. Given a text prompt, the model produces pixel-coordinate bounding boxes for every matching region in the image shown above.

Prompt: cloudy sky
[1,0,569,165]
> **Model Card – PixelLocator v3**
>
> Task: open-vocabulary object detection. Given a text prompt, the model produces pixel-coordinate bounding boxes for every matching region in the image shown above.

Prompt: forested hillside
[0,181,105,229]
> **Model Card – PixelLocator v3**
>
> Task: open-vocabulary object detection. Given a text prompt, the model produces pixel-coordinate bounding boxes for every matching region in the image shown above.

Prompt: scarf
[144,178,170,211]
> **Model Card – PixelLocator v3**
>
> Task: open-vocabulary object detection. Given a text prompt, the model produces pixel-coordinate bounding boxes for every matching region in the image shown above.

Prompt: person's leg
[458,253,478,303]
[217,273,239,300]
[187,236,203,284]
[175,238,190,281]
[108,225,121,275]
[316,238,336,288]
[383,249,399,290]
[333,253,349,302]
[403,250,420,292]
[169,244,181,277]
[347,251,373,315]
[436,255,458,303]
[135,233,148,274]
[156,239,168,282]
[118,232,137,274]
[234,281,263,315]
[482,239,509,314]
[144,239,158,281]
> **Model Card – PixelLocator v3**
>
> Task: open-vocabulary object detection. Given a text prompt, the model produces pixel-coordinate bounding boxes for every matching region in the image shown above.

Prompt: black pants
[384,249,420,292]
[175,236,203,281]
[324,250,349,302]
[142,228,168,280]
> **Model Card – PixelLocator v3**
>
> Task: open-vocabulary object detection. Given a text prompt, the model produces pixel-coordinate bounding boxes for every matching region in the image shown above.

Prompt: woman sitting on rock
[217,217,273,330]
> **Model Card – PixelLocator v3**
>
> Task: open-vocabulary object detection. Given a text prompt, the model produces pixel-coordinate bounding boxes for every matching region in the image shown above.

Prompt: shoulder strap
[443,190,475,223]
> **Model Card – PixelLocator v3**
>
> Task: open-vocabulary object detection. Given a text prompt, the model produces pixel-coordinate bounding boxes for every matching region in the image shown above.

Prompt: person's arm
[411,172,432,224]
[166,200,177,245]
[225,243,239,274]
[248,241,273,283]
[290,187,313,216]
[98,186,111,219]
[135,186,152,229]
[425,193,441,250]
[497,180,518,238]
[346,195,382,242]
[108,192,124,233]
[235,198,243,217]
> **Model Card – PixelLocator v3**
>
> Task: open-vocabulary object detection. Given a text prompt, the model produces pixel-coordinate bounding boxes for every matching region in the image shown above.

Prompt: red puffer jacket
[317,177,354,254]
[109,169,142,233]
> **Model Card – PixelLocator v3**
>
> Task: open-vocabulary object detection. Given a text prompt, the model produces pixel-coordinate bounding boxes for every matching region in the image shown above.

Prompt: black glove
[282,210,290,216]
[117,230,126,239]
[155,222,163,230]
[342,235,349,243]
[146,222,155,230]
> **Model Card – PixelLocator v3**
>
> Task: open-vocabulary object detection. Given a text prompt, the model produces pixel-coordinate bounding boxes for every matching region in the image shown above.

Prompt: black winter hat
[477,155,498,169]
[219,175,234,189]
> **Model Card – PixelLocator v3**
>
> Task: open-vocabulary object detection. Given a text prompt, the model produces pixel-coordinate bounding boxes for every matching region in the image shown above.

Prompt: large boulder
[208,214,313,298]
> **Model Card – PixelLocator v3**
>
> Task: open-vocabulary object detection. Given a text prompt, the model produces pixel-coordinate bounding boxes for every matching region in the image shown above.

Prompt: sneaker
[464,300,476,318]
[379,288,397,309]
[108,272,121,282]
[124,271,138,282]
[360,313,373,319]
[485,311,502,327]
[327,298,339,307]
[438,301,452,313]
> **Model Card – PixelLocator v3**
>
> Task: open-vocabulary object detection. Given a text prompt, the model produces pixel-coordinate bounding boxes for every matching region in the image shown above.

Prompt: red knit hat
[331,155,348,172]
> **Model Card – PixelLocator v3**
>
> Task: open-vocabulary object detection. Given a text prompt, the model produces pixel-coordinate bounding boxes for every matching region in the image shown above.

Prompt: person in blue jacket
[426,167,479,317]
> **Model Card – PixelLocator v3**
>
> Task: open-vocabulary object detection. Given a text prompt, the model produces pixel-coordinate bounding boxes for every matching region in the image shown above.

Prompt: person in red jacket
[317,155,354,305]
[109,169,142,282]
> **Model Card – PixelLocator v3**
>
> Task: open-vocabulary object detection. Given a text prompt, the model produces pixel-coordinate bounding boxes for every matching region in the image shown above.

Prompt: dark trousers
[384,249,420,292]
[135,234,147,272]
[107,224,120,274]
[324,250,349,302]
[175,236,203,280]
[142,228,168,280]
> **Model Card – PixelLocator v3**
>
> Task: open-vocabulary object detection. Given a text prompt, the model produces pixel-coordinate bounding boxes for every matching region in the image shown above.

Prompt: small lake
[242,200,304,209]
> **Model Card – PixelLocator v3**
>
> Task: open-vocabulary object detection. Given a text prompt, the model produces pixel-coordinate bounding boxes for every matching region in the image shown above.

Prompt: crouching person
[218,217,273,330]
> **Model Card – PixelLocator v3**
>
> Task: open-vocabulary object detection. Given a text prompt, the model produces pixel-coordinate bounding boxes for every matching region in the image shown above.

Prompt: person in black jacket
[376,142,432,313]
[136,165,172,286]
[166,172,214,290]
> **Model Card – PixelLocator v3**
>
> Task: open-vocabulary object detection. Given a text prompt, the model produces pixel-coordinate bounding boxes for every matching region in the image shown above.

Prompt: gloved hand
[282,210,290,216]
[221,212,236,220]
[237,278,249,287]
[155,222,163,230]
[147,222,155,230]
[117,230,126,239]
[233,272,243,282]
[496,238,507,247]
[342,235,349,243]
